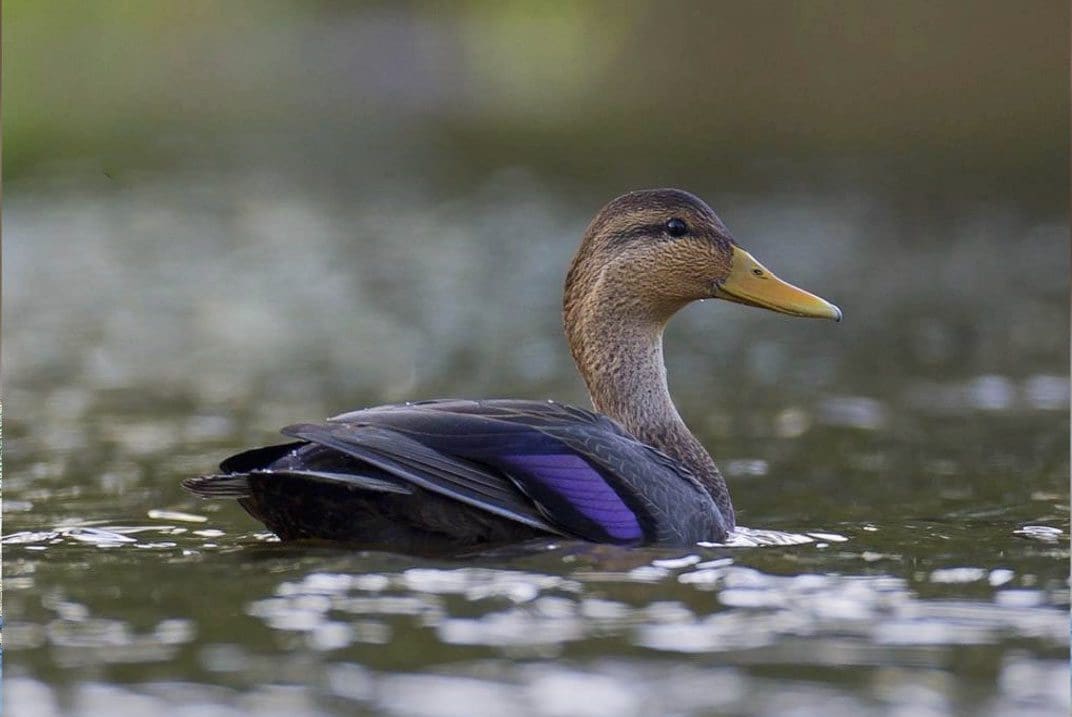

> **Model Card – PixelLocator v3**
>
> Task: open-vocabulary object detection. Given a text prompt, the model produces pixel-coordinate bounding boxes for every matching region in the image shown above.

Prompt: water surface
[4,171,1068,716]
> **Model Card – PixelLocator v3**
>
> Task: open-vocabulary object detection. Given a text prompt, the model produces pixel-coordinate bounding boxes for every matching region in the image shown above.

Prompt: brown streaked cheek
[704,246,733,295]
[685,241,726,298]
[650,240,713,301]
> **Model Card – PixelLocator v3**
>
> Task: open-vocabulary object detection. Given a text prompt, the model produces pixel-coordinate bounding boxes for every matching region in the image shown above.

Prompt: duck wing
[278,421,565,535]
[295,398,725,545]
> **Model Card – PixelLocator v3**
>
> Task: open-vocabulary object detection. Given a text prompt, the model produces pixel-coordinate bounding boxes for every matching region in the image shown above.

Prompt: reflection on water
[4,167,1068,716]
[13,655,1067,717]
[4,525,1068,716]
[905,375,1071,415]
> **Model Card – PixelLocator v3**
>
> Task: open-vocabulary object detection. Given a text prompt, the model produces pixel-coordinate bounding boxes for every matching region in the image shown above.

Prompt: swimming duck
[184,189,841,550]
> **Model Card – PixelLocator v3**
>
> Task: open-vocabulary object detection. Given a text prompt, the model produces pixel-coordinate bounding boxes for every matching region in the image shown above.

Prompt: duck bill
[715,246,842,321]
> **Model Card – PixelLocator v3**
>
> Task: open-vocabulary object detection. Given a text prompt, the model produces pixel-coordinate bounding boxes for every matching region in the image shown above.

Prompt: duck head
[564,188,842,328]
[563,188,841,529]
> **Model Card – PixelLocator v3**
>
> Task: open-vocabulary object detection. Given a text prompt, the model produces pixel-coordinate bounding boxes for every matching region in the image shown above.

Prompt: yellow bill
[715,246,842,321]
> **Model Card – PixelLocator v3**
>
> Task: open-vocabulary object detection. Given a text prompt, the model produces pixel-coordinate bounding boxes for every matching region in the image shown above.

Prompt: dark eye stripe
[613,222,671,243]
[611,219,726,245]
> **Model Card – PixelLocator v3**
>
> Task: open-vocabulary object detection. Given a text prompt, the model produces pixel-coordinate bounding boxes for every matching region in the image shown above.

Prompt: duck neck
[564,287,735,528]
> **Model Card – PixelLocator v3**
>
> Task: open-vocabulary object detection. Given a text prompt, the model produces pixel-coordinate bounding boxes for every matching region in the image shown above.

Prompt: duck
[183,188,841,550]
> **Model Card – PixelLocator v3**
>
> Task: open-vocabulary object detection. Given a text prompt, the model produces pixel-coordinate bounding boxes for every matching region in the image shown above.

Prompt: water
[4,169,1068,716]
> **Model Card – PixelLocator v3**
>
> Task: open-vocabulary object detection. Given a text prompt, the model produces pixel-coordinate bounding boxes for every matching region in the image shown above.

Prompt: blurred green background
[5,0,1068,205]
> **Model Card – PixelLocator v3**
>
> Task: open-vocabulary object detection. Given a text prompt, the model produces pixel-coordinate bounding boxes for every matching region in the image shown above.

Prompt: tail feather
[183,474,252,498]
[251,468,413,494]
[182,468,414,500]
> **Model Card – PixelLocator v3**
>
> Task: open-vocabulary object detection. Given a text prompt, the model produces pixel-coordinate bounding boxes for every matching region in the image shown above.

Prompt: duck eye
[665,218,688,237]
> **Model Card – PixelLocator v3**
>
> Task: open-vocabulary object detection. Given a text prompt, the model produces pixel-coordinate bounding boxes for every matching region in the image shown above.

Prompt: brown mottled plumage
[565,189,739,525]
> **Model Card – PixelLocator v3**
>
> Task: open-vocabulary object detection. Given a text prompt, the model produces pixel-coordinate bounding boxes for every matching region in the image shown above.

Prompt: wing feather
[282,422,564,535]
[198,398,725,546]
